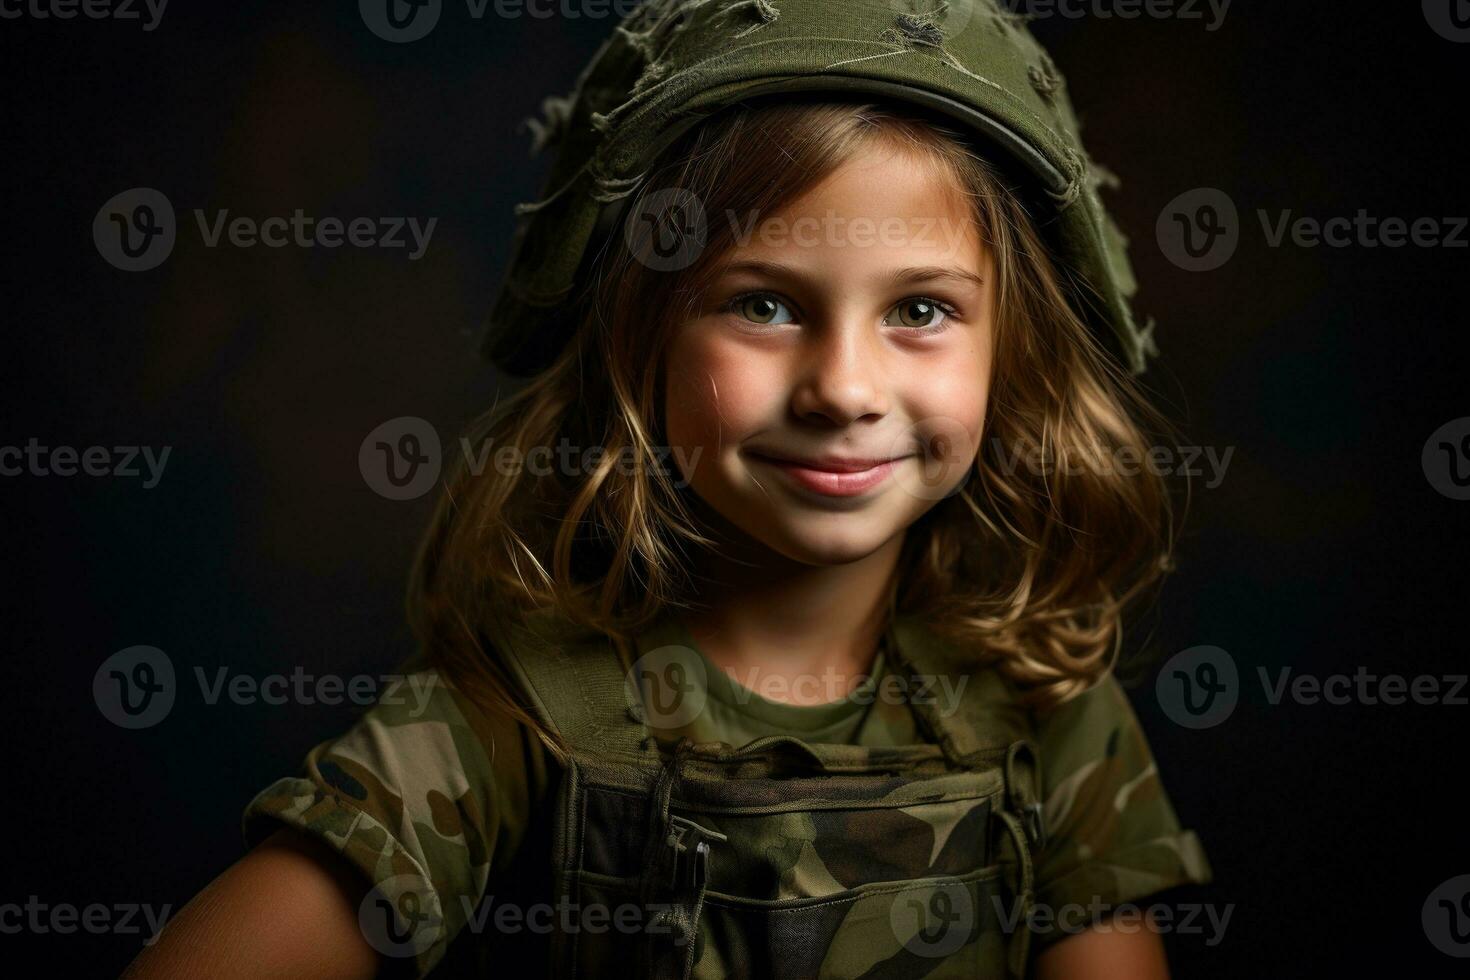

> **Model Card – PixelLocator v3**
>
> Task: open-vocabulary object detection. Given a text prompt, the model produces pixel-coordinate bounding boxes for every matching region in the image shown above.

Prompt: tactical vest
[496,609,1048,979]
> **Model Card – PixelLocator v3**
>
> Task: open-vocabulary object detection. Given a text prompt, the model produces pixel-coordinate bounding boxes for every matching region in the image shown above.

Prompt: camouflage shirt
[242,614,1212,976]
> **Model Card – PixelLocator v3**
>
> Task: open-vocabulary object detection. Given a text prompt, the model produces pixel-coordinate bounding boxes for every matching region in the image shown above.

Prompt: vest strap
[489,608,652,765]
[886,612,1047,975]
[996,804,1037,979]
[886,613,1036,759]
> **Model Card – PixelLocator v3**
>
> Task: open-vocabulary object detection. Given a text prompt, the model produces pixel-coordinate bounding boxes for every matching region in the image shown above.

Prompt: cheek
[934,373,989,441]
[923,333,993,417]
[907,341,991,456]
[664,331,781,452]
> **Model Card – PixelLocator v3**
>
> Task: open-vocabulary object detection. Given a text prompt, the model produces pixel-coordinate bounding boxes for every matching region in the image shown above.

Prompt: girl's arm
[119,826,381,980]
[1033,920,1170,980]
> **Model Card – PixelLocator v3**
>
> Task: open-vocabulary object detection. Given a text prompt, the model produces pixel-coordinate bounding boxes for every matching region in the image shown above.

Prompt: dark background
[3,1,1467,975]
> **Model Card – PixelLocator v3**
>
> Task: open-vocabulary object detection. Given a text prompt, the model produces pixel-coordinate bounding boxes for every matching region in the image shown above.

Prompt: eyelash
[719,290,962,334]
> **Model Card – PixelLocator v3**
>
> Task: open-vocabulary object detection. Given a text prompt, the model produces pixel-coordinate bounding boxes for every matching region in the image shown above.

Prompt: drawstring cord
[636,736,690,976]
[637,735,692,915]
[637,736,726,979]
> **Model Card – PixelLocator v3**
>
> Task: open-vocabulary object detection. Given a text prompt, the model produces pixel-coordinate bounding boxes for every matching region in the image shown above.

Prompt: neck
[678,506,905,705]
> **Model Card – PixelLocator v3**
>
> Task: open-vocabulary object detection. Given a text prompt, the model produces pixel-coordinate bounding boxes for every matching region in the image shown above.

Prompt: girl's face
[663,144,995,566]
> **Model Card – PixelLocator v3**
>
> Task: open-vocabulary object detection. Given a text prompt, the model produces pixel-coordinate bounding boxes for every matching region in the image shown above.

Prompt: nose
[789,316,889,427]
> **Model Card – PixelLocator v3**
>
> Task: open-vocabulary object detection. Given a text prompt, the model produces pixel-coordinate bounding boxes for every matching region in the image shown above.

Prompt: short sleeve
[240,670,557,977]
[1028,672,1213,951]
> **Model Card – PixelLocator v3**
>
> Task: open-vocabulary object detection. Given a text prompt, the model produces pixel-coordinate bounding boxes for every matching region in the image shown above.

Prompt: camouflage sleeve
[239,670,556,977]
[1027,672,1213,952]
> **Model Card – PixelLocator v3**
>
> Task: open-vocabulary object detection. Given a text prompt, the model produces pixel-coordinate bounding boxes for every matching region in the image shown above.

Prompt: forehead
[721,141,990,277]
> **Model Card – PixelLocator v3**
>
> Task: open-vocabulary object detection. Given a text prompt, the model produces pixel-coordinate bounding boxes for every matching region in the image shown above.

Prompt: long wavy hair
[407,99,1182,763]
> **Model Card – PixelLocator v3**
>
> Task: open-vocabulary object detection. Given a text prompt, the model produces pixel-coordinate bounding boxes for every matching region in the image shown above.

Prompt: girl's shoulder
[241,667,560,976]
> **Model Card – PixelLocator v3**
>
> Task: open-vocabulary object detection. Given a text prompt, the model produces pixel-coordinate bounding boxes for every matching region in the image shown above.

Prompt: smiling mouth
[745,451,913,497]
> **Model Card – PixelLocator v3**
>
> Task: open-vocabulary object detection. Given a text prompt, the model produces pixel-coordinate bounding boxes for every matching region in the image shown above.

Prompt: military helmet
[483,0,1156,377]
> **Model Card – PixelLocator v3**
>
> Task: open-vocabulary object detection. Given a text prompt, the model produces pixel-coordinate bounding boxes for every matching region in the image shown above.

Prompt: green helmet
[482,0,1156,378]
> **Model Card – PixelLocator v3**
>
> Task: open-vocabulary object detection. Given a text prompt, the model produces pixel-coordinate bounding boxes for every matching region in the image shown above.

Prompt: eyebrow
[716,259,985,291]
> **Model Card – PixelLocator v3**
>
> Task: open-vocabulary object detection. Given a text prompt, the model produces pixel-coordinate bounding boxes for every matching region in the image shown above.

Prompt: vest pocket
[567,862,1017,979]
[561,758,1028,979]
[696,864,1014,979]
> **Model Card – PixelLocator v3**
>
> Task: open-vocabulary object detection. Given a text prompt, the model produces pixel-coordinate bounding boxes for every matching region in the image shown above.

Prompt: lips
[746,447,911,471]
[745,449,911,497]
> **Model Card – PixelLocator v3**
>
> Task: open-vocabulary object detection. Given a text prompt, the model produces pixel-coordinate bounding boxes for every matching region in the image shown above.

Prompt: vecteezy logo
[890,878,973,959]
[359,875,443,959]
[889,415,975,502]
[93,645,176,729]
[1424,0,1470,42]
[359,417,443,500]
[360,0,442,43]
[1156,645,1238,729]
[1156,188,1239,272]
[625,644,708,730]
[1423,875,1470,957]
[1423,417,1470,500]
[94,188,176,271]
[625,188,707,272]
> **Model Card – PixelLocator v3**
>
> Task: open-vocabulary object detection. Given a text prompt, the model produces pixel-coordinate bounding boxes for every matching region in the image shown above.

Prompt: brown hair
[407,99,1181,763]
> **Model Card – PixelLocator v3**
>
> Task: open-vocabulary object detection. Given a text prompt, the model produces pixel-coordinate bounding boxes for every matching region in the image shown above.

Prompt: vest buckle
[1022,800,1046,851]
[663,814,728,892]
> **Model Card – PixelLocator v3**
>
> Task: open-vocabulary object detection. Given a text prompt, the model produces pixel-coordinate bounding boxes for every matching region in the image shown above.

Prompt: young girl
[125,1,1211,977]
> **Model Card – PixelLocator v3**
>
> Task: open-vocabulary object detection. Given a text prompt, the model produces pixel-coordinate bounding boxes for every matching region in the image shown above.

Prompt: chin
[747,513,901,567]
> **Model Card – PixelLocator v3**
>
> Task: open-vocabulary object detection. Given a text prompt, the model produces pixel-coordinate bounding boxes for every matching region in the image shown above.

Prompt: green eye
[729,293,794,325]
[885,298,954,329]
[720,292,957,330]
